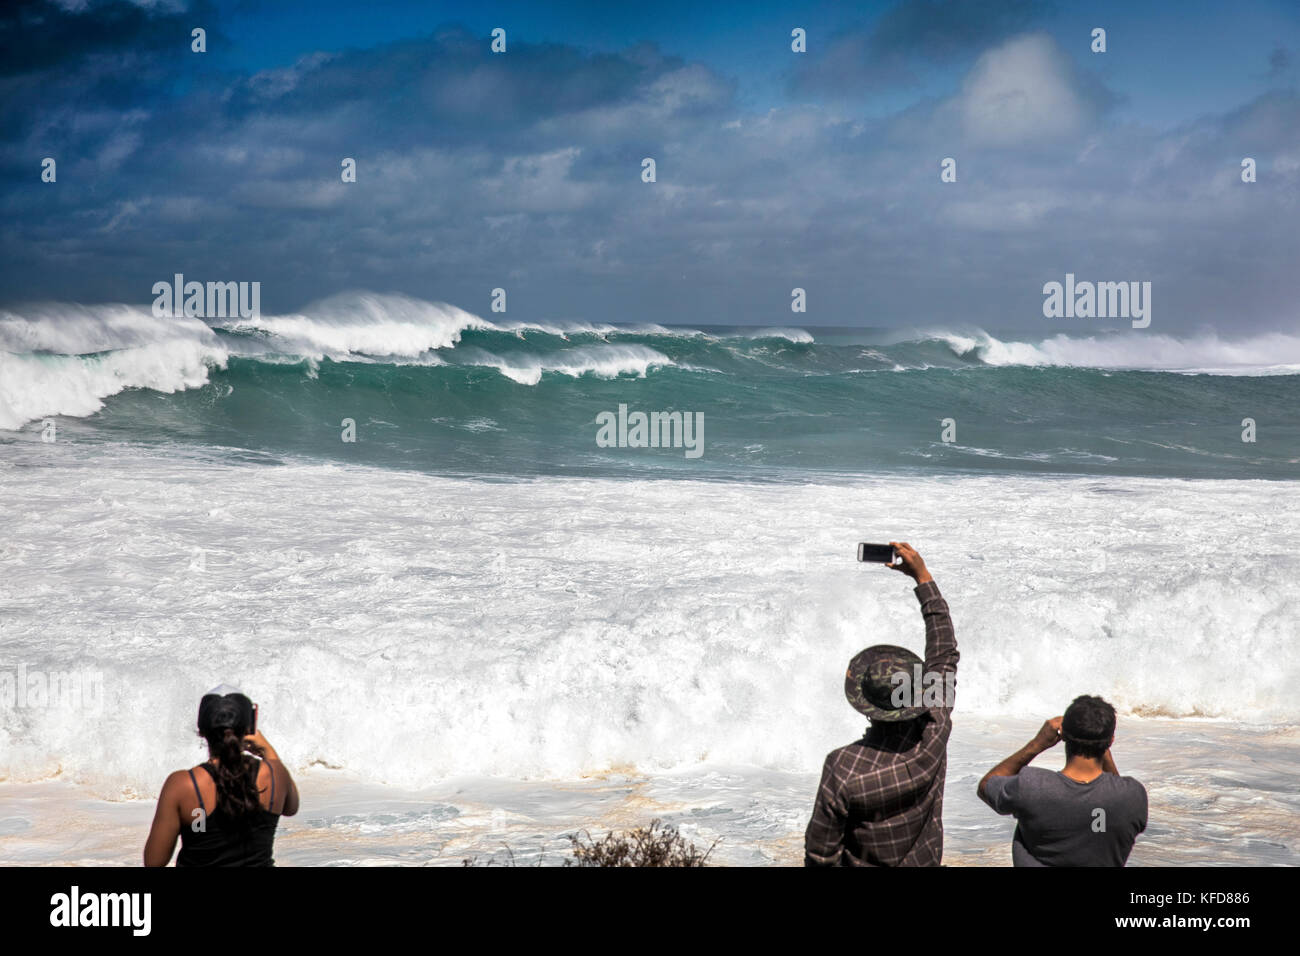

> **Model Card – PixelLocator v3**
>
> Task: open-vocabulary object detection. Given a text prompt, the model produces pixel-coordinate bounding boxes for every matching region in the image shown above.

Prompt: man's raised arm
[977,718,1062,807]
[889,541,958,690]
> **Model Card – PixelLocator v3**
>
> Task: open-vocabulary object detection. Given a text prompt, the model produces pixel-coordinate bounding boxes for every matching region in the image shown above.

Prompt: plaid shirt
[804,581,958,867]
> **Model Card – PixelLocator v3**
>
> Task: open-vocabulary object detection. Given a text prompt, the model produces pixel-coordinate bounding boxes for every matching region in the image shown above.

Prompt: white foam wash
[0,446,1297,864]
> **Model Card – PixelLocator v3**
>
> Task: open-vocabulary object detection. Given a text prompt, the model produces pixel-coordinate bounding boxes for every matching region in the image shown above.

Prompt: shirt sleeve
[916,581,958,680]
[982,773,1021,815]
[915,580,958,725]
[804,753,848,866]
[1131,778,1149,834]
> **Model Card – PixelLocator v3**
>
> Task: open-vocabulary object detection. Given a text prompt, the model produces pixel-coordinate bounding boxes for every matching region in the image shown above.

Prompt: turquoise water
[3,297,1299,479]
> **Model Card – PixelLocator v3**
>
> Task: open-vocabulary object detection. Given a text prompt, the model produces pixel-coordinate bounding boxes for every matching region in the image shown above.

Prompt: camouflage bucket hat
[844,644,926,722]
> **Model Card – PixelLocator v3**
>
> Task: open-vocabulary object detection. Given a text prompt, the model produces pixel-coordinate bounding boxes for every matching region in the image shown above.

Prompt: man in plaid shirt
[804,542,958,866]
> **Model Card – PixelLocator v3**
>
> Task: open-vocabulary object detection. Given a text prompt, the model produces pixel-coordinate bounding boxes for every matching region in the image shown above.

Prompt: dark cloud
[0,0,194,78]
[788,0,1046,96]
[217,29,712,149]
[0,0,228,151]
[1266,45,1291,79]
[873,0,1045,62]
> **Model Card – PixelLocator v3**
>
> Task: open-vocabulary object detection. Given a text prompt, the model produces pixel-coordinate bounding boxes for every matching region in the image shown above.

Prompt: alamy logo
[49,886,151,936]
[0,665,103,714]
[890,665,956,709]
[595,404,704,459]
[1042,273,1150,328]
[152,274,260,319]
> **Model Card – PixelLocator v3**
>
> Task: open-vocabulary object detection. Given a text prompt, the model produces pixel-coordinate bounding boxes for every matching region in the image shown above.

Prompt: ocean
[1,293,1297,865]
[4,292,1300,480]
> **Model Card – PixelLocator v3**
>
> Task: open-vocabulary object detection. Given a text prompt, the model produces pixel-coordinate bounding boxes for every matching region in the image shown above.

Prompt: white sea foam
[745,327,814,343]
[0,303,216,354]
[214,293,710,360]
[0,305,227,430]
[936,329,1300,374]
[212,292,488,358]
[0,296,705,429]
[0,448,1295,797]
[460,343,672,385]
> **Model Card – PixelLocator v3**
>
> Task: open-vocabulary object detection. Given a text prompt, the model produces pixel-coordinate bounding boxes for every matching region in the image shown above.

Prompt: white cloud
[645,65,732,114]
[959,33,1092,147]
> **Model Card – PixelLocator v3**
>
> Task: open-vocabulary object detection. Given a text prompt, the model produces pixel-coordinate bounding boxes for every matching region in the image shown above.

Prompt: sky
[2,0,1298,330]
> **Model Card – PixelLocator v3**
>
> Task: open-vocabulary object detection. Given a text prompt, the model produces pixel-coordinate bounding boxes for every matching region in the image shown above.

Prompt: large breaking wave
[2,293,1298,479]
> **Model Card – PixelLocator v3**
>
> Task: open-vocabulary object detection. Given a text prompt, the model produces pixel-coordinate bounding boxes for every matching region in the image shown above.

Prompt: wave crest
[0,305,227,430]
[933,329,1300,374]
[461,344,673,385]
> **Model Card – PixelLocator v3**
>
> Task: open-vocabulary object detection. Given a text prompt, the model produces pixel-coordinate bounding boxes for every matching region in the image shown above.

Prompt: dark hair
[197,693,265,822]
[1062,694,1116,761]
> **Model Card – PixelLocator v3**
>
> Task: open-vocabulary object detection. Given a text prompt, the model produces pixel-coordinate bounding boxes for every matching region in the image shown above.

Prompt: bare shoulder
[157,769,194,807]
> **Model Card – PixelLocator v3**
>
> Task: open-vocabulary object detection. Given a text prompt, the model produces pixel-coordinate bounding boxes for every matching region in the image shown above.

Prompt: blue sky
[2,0,1298,329]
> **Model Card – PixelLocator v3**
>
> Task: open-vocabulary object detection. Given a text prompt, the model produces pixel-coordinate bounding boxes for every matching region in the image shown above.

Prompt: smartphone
[249,703,258,737]
[857,543,896,564]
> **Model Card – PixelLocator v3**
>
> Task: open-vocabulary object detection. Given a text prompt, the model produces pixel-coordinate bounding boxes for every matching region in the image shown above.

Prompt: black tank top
[176,760,280,867]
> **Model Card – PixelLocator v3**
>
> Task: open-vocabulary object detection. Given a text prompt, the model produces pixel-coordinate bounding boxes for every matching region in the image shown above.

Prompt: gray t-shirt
[983,767,1147,866]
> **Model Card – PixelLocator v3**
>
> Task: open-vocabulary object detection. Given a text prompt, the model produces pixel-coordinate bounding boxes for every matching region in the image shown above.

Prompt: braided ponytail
[209,727,265,822]
[197,692,267,823]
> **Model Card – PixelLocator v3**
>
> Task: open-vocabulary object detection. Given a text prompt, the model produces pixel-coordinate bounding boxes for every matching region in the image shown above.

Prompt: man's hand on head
[888,541,933,586]
[1031,717,1063,753]
[979,719,1066,804]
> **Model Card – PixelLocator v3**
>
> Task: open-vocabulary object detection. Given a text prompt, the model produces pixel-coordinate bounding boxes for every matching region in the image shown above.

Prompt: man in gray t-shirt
[978,695,1147,866]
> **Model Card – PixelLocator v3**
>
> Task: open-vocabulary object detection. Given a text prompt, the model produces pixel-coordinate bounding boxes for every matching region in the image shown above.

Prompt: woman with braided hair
[144,688,299,866]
